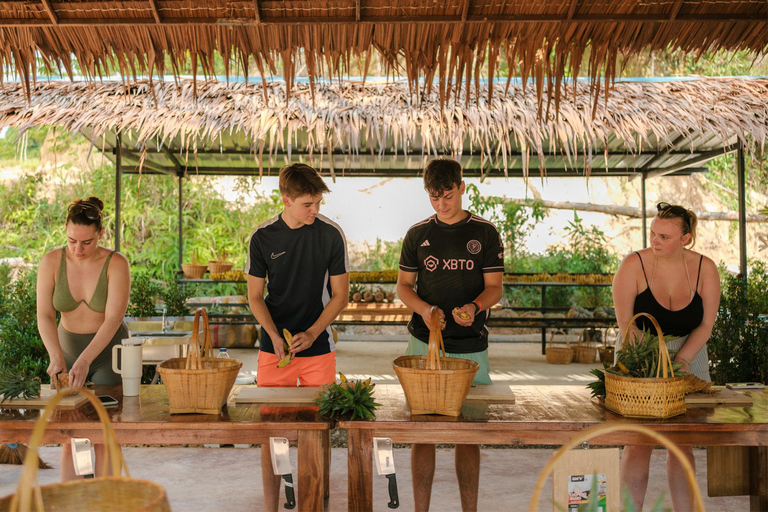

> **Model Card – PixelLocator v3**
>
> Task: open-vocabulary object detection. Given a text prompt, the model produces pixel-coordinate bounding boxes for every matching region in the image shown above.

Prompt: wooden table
[0,385,332,512]
[340,385,768,512]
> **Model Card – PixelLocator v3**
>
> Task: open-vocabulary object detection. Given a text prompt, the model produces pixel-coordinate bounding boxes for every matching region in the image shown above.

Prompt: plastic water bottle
[217,348,230,358]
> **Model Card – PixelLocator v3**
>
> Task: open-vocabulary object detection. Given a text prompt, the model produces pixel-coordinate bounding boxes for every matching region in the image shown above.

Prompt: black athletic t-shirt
[246,213,349,357]
[399,213,504,353]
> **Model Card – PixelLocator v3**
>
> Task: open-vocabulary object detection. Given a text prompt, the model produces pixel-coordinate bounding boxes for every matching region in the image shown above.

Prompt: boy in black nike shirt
[246,163,349,511]
[397,158,503,511]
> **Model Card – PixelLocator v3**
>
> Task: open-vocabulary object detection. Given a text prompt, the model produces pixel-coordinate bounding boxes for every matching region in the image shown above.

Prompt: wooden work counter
[339,385,768,512]
[0,385,332,512]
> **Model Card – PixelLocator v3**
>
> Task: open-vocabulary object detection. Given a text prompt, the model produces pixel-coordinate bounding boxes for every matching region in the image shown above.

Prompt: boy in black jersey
[397,158,503,511]
[246,163,349,511]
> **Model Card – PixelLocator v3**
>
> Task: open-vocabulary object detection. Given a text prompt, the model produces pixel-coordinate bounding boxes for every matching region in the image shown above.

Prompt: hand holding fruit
[452,305,475,327]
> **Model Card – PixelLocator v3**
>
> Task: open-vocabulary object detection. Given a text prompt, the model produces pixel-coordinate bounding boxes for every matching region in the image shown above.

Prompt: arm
[452,272,503,327]
[69,253,131,388]
[674,256,720,372]
[612,253,641,346]
[291,273,350,354]
[396,270,444,330]
[246,275,286,360]
[36,251,66,379]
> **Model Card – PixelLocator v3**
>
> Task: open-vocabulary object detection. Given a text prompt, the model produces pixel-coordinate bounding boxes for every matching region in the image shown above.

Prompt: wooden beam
[0,12,764,27]
[355,0,360,22]
[148,0,161,24]
[669,0,685,21]
[253,0,261,23]
[461,0,470,23]
[566,0,579,21]
[645,143,739,179]
[40,0,58,25]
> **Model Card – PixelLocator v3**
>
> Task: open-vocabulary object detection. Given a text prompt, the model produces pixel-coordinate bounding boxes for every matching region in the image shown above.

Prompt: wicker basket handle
[622,312,674,379]
[186,308,213,370]
[548,329,570,349]
[528,423,704,512]
[426,307,447,371]
[10,387,129,512]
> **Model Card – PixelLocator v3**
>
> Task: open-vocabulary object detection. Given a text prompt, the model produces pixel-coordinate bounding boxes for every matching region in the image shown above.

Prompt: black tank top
[633,252,704,337]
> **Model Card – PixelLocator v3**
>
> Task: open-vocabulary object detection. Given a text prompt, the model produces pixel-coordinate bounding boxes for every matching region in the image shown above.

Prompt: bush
[708,261,768,385]
[127,274,162,317]
[0,268,49,380]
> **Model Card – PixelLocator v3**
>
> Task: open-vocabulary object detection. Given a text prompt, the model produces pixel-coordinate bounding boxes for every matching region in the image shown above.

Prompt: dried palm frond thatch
[0,0,766,110]
[0,78,765,177]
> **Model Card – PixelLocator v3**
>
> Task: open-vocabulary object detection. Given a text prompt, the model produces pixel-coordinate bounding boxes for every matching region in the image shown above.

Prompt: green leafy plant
[708,261,768,385]
[0,269,49,381]
[161,278,191,317]
[127,274,161,317]
[0,368,40,401]
[586,364,608,401]
[608,329,684,379]
[314,373,380,420]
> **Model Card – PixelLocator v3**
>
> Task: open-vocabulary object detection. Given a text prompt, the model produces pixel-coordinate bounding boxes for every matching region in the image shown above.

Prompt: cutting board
[685,387,753,407]
[0,392,89,410]
[233,383,516,405]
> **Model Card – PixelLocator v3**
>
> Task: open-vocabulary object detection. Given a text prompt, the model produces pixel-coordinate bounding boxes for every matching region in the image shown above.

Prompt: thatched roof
[0,1,766,108]
[0,77,764,178]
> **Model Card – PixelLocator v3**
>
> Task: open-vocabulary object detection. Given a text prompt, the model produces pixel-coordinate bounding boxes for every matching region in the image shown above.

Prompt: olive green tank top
[52,248,114,313]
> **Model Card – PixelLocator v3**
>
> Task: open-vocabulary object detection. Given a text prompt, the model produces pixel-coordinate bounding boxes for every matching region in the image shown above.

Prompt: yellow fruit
[453,307,471,320]
[277,329,294,368]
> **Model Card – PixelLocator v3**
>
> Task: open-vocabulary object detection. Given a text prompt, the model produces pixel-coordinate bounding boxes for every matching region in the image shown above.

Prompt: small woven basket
[573,330,597,364]
[0,387,170,512]
[528,423,705,512]
[545,330,573,364]
[157,308,242,414]
[181,263,208,279]
[208,261,234,275]
[598,345,615,365]
[393,308,478,416]
[604,312,687,419]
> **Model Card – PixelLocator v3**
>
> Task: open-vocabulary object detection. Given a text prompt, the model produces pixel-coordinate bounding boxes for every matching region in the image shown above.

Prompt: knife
[374,437,399,508]
[270,437,296,509]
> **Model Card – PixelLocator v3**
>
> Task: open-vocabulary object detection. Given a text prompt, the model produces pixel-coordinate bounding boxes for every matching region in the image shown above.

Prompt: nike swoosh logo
[271,251,286,259]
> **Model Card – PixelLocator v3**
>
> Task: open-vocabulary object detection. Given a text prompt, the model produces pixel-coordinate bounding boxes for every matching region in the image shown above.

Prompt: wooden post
[641,172,647,248]
[178,175,183,269]
[347,428,373,512]
[115,132,122,252]
[298,429,326,512]
[737,142,747,281]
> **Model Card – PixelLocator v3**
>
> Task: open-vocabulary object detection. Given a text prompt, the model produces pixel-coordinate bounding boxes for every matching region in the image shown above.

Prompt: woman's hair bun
[86,196,104,211]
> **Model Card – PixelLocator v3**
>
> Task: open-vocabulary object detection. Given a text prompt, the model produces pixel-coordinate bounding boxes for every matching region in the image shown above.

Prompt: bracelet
[471,300,482,314]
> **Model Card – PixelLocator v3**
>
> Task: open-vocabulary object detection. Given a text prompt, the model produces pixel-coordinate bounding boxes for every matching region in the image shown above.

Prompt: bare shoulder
[617,249,645,271]
[106,250,130,273]
[39,248,62,271]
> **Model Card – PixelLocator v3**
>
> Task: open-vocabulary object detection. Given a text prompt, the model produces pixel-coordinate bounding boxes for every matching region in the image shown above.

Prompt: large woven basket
[208,261,234,274]
[573,330,597,364]
[604,313,687,419]
[0,388,169,512]
[393,308,478,416]
[545,330,574,364]
[157,308,242,414]
[528,423,705,512]
[181,263,207,279]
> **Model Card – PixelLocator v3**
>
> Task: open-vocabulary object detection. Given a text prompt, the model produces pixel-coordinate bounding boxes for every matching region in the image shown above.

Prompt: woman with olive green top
[36,196,131,481]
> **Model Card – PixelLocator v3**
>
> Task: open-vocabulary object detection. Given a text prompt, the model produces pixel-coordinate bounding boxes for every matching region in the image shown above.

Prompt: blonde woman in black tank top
[612,202,720,511]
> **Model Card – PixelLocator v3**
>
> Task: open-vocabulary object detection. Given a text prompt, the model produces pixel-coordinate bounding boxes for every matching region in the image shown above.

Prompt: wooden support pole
[40,0,58,25]
[148,0,161,24]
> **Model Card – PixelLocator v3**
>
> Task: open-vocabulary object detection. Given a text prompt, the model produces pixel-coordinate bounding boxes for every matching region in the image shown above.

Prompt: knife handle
[386,473,399,508]
[283,474,296,509]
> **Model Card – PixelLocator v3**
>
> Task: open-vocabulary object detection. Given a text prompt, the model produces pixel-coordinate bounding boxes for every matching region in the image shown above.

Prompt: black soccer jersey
[246,213,349,357]
[399,212,504,353]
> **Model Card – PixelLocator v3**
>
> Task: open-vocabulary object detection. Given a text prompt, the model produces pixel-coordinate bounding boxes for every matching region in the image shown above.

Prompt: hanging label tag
[552,448,619,512]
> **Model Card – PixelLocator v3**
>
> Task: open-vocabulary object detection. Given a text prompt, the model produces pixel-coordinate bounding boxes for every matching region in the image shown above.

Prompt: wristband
[471,301,482,314]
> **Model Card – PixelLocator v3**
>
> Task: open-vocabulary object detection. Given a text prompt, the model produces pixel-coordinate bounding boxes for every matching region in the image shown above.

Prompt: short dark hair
[656,202,698,247]
[67,196,104,231]
[278,163,330,199]
[423,158,462,196]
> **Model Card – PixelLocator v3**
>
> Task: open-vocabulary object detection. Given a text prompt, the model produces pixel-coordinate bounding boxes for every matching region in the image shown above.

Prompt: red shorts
[256,350,336,387]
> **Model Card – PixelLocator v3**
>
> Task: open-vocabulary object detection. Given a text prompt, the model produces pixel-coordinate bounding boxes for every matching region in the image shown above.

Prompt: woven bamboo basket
[598,345,615,365]
[574,330,597,364]
[528,423,705,512]
[157,308,242,414]
[545,330,574,364]
[0,387,169,512]
[208,261,234,274]
[393,308,478,416]
[181,263,208,279]
[604,313,687,419]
